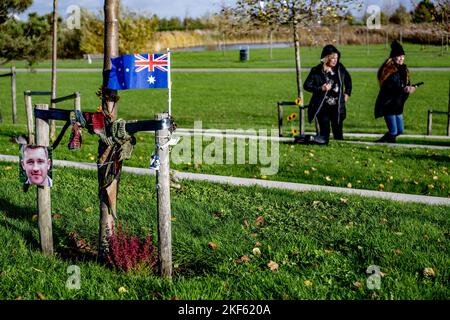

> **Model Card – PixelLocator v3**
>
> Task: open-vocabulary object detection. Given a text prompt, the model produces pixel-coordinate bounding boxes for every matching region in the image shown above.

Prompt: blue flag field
[107,53,169,90]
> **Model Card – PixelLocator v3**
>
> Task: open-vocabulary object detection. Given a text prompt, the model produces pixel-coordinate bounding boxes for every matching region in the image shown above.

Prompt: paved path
[1,154,449,206]
[171,129,450,150]
[2,67,450,73]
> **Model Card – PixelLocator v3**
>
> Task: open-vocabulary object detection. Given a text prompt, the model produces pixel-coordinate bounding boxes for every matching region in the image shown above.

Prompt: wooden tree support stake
[155,112,172,278]
[35,103,53,256]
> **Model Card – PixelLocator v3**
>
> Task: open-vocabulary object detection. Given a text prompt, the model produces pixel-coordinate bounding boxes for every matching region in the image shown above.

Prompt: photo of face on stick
[19,144,53,187]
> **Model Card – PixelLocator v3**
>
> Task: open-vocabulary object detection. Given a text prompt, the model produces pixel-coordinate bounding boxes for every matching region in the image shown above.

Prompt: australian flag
[107,53,169,90]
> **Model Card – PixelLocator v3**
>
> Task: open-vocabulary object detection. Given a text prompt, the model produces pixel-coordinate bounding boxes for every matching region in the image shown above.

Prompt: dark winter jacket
[303,62,352,124]
[374,60,410,118]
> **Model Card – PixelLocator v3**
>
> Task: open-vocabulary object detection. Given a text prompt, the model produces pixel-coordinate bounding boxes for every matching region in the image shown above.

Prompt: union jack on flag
[134,53,169,73]
[107,53,170,90]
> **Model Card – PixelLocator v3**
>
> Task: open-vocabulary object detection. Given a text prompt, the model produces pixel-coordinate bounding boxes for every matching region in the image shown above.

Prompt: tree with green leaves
[389,4,412,25]
[0,12,52,66]
[412,0,438,23]
[0,0,32,24]
[231,0,361,134]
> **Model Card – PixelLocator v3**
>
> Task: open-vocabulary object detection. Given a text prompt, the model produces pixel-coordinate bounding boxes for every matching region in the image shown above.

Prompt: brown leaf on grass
[52,214,61,219]
[36,292,46,300]
[340,198,348,204]
[255,241,262,247]
[267,260,279,272]
[380,218,388,224]
[393,249,402,255]
[235,255,251,264]
[255,216,265,226]
[243,219,249,228]
[208,242,218,250]
[170,296,180,300]
[251,233,258,238]
[353,281,363,289]
[380,271,388,278]
[423,268,436,278]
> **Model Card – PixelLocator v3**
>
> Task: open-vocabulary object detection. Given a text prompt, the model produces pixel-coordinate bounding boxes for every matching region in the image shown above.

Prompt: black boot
[375,133,389,143]
[386,134,397,143]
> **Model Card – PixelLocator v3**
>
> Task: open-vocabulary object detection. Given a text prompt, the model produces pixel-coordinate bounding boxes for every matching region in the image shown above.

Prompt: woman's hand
[344,94,350,102]
[322,83,332,91]
[404,86,416,93]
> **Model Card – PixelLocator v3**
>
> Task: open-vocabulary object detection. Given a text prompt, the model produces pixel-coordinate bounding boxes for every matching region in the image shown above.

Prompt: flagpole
[167,48,171,116]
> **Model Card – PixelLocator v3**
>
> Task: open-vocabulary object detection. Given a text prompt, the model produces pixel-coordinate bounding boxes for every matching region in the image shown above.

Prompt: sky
[19,0,414,21]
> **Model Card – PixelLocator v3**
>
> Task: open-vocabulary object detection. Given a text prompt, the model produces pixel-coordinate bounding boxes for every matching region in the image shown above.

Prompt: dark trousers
[315,106,344,141]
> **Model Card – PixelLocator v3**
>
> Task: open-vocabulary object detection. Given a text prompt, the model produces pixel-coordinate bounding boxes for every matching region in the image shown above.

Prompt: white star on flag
[147,75,156,84]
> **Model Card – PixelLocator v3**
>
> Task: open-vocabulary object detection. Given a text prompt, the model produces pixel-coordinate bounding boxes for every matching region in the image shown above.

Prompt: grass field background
[0,71,449,134]
[1,44,450,69]
[0,44,449,300]
[0,163,448,299]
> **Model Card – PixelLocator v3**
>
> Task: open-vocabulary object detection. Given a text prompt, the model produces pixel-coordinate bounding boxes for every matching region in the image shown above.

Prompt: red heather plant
[107,222,158,273]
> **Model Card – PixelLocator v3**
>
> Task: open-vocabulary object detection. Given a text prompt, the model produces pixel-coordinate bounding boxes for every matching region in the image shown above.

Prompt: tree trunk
[50,0,58,141]
[269,29,273,60]
[293,21,305,134]
[98,0,120,262]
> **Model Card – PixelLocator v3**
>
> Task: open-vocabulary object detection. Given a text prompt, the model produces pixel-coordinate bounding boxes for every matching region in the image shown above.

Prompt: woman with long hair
[374,40,417,143]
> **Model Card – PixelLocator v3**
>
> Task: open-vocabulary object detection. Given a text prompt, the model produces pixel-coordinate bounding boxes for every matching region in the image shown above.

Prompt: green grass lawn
[0,163,448,300]
[0,43,449,301]
[0,123,449,198]
[1,44,449,69]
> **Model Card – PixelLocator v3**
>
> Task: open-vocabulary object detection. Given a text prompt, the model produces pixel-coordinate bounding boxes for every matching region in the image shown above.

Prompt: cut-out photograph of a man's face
[19,144,53,187]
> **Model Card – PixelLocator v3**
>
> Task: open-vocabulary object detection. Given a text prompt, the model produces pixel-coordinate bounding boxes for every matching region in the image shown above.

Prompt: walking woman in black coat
[303,44,352,144]
[374,40,416,143]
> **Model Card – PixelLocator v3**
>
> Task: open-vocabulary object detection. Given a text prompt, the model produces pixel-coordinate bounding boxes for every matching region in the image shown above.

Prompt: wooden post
[447,81,450,136]
[74,91,81,111]
[292,20,305,135]
[50,0,58,141]
[155,112,172,278]
[24,91,35,144]
[35,103,53,256]
[11,66,17,124]
[277,103,283,137]
[427,110,432,136]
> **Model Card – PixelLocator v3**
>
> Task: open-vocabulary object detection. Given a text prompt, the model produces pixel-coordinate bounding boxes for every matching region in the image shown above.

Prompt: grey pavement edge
[1,154,449,206]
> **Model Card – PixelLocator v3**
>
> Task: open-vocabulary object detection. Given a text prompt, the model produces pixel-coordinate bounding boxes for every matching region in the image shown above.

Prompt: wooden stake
[447,80,450,136]
[35,103,53,256]
[24,91,35,144]
[155,112,172,278]
[11,66,17,124]
[427,110,432,136]
[74,91,81,111]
